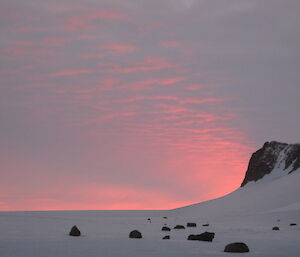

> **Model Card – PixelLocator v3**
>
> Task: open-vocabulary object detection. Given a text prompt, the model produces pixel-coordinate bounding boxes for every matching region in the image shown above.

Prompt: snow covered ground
[1,171,300,257]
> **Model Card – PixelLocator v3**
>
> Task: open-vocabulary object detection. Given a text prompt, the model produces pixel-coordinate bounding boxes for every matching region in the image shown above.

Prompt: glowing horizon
[1,0,299,211]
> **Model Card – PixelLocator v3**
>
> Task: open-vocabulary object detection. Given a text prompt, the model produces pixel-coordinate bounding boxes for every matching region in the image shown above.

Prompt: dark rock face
[224,242,249,253]
[162,235,170,239]
[161,226,171,231]
[202,224,209,227]
[272,226,280,231]
[187,222,197,227]
[129,230,142,238]
[241,141,300,187]
[285,145,300,173]
[187,232,215,242]
[69,226,81,237]
[174,225,185,229]
[290,223,297,226]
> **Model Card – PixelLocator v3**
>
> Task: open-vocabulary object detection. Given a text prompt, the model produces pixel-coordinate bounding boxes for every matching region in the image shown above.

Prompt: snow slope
[172,167,300,220]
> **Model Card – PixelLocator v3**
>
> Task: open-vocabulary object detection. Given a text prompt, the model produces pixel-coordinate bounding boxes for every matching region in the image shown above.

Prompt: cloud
[0,0,299,211]
[161,41,181,48]
[50,69,95,77]
[64,8,130,31]
[101,43,136,54]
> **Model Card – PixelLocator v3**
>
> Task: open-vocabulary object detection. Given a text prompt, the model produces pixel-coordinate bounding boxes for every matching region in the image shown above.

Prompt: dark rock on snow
[174,225,185,229]
[161,226,171,231]
[224,242,250,253]
[69,225,81,237]
[187,222,197,227]
[187,232,215,242]
[202,224,209,227]
[272,226,280,231]
[129,230,142,238]
[290,223,297,226]
[241,141,300,187]
[162,235,170,240]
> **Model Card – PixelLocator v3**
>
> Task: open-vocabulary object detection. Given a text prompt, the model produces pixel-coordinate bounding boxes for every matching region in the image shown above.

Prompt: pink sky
[0,0,299,211]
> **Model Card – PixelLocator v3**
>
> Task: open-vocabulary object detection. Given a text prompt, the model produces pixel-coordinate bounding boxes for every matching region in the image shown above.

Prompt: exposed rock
[163,217,168,219]
[187,234,197,240]
[187,222,197,227]
[290,223,297,226]
[285,145,300,173]
[241,141,300,187]
[272,226,280,231]
[202,224,209,227]
[162,235,170,240]
[174,225,185,229]
[69,225,81,237]
[161,226,171,231]
[129,230,142,238]
[224,242,250,253]
[187,232,215,242]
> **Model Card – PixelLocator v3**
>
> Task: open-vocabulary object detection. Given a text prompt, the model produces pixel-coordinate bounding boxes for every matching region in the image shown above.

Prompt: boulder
[69,225,81,237]
[174,225,185,229]
[161,226,171,231]
[187,232,215,242]
[187,222,197,227]
[272,226,280,231]
[129,230,142,238]
[224,242,250,253]
[162,235,170,240]
[187,234,197,240]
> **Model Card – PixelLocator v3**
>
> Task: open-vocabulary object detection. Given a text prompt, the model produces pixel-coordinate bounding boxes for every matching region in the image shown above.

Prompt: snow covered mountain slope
[241,141,300,186]
[172,141,300,220]
[172,168,300,220]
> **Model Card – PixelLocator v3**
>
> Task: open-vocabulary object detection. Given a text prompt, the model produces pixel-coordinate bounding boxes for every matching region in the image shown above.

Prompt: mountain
[173,141,300,220]
[241,141,300,187]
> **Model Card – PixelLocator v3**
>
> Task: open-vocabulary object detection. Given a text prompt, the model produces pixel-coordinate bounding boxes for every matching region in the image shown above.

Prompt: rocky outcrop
[186,222,197,227]
[129,230,142,238]
[187,232,215,242]
[224,242,249,253]
[174,225,185,229]
[69,225,81,236]
[241,141,300,187]
[161,226,171,231]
